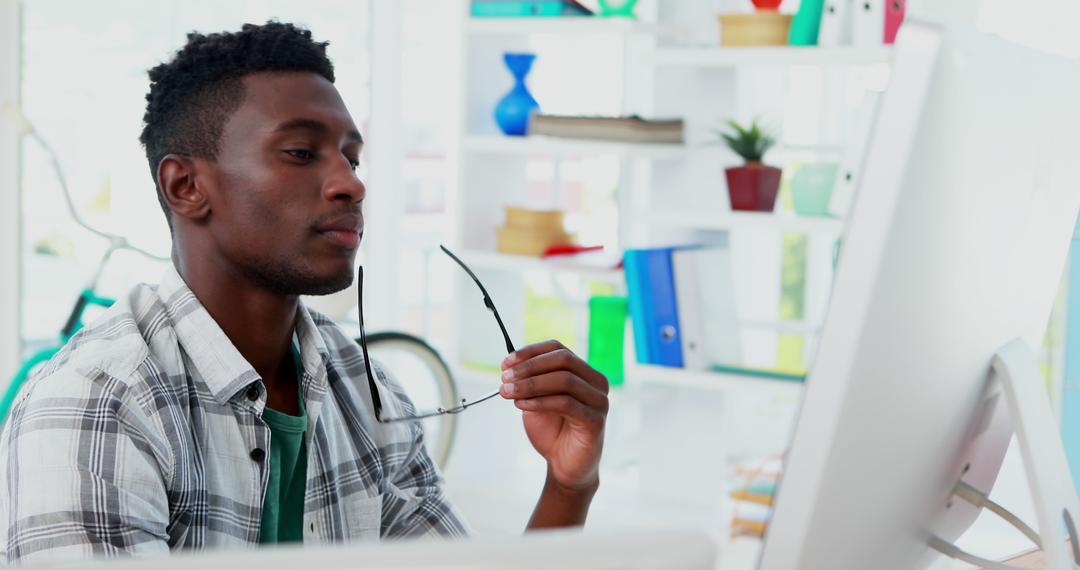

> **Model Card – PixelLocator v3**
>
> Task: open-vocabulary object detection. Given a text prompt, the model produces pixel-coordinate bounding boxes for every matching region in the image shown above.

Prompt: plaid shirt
[0,266,468,564]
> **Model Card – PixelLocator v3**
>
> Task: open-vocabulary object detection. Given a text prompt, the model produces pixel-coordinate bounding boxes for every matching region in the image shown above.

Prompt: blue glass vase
[494,52,539,137]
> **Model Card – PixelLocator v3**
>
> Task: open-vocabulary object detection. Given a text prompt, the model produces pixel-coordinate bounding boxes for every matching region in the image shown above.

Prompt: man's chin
[241,259,355,297]
[297,268,354,296]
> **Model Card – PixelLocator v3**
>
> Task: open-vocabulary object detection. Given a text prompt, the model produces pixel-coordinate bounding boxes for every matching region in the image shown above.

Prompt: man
[0,21,608,563]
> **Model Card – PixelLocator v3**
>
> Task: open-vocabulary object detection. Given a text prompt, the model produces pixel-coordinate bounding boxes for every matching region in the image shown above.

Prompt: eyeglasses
[357,245,516,424]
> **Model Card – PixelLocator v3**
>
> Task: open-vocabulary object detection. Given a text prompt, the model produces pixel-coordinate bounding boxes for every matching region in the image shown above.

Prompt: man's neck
[174,257,299,389]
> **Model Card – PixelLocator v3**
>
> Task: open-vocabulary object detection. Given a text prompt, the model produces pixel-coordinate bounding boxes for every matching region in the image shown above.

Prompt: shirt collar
[294,300,332,388]
[158,264,330,406]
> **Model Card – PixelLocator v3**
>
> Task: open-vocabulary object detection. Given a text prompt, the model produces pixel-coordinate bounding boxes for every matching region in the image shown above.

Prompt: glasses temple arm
[356,266,387,421]
[485,297,516,354]
[440,245,517,354]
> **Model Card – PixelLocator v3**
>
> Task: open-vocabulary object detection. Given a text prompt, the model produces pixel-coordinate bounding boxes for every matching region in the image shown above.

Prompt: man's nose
[323,160,365,203]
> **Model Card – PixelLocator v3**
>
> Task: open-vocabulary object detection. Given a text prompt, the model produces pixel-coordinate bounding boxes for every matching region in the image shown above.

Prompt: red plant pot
[752,0,783,10]
[725,163,782,212]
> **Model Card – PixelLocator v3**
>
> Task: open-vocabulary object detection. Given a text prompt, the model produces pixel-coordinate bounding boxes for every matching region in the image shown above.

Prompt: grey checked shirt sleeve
[0,364,172,564]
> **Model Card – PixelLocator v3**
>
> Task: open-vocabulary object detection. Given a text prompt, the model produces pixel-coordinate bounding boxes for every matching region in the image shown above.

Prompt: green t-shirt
[259,347,308,544]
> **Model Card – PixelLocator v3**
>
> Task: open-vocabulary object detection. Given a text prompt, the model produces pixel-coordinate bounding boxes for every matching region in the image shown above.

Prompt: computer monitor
[760,18,1080,570]
[45,529,715,570]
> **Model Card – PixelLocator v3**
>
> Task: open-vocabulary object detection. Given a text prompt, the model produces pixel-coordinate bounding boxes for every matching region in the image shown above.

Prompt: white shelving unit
[442,11,894,545]
[448,1,890,392]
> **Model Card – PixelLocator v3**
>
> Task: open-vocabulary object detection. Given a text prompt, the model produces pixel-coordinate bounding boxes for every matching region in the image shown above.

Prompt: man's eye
[348,159,360,170]
[285,149,316,161]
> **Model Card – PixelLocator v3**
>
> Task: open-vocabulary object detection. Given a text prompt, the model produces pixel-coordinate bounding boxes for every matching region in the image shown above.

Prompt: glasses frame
[358,245,516,424]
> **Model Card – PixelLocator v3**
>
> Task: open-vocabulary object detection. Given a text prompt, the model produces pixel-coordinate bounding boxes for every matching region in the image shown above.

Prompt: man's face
[201,71,365,296]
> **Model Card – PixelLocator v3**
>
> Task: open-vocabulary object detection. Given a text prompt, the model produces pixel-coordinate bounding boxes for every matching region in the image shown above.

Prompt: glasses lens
[442,245,518,356]
[362,337,457,433]
[363,246,510,423]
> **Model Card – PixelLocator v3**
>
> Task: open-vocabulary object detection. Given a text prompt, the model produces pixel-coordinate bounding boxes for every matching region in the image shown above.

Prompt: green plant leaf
[714,117,776,163]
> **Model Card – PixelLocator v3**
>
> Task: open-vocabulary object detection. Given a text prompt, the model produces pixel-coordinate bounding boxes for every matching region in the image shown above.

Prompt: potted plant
[715,118,782,212]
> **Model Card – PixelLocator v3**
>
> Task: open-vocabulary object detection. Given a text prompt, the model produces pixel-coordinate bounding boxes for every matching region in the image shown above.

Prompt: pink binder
[884,0,906,44]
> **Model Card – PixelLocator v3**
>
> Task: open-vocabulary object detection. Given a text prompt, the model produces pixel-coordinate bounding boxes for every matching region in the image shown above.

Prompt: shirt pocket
[343,493,383,541]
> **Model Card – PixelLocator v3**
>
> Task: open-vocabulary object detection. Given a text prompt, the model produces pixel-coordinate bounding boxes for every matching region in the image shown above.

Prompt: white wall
[362,0,405,331]
[0,0,22,382]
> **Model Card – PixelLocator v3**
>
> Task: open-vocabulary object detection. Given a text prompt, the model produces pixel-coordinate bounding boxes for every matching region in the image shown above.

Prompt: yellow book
[730,490,775,507]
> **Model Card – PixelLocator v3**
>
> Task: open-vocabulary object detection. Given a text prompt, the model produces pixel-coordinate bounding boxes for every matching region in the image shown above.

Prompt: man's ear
[157,154,211,223]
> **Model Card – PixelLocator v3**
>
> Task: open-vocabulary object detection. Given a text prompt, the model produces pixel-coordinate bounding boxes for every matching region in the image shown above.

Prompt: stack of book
[496,206,575,257]
[528,114,685,144]
[729,456,782,540]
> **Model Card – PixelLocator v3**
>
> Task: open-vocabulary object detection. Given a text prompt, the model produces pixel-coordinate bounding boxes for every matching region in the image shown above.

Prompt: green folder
[588,296,628,387]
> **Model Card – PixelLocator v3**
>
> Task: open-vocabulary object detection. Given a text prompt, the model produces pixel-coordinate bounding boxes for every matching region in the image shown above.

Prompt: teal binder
[471,1,592,17]
[789,0,825,45]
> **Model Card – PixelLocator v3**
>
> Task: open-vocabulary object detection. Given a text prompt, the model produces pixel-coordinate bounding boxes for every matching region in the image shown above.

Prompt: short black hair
[139,21,335,228]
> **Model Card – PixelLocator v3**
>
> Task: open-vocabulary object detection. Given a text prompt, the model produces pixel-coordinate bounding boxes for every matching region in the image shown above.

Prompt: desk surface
[988,542,1075,570]
[994,547,1045,569]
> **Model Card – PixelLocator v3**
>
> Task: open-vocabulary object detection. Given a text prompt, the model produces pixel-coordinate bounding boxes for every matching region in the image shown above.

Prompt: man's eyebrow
[272,118,363,144]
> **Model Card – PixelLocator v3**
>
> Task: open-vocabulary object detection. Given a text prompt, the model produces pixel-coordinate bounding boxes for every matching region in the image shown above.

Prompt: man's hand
[498,340,609,528]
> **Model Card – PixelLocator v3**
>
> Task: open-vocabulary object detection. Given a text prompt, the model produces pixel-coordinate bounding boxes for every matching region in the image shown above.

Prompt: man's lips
[314,213,362,249]
[318,229,361,248]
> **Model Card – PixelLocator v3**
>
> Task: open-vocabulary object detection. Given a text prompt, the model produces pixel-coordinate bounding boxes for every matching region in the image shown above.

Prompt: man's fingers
[499,371,608,412]
[502,346,609,394]
[513,394,605,426]
[501,339,566,369]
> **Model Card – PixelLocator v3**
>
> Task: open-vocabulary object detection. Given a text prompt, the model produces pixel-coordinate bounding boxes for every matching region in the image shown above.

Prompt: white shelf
[640,209,845,236]
[651,46,893,68]
[457,249,624,283]
[774,142,845,155]
[741,319,821,335]
[627,363,805,397]
[467,17,670,36]
[456,362,804,398]
[463,134,686,159]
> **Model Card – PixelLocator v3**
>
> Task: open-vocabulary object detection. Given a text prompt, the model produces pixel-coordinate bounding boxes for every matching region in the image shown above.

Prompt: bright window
[19,1,372,350]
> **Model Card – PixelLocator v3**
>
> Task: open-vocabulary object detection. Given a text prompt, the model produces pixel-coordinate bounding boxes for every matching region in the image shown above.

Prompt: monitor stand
[931,339,1080,569]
